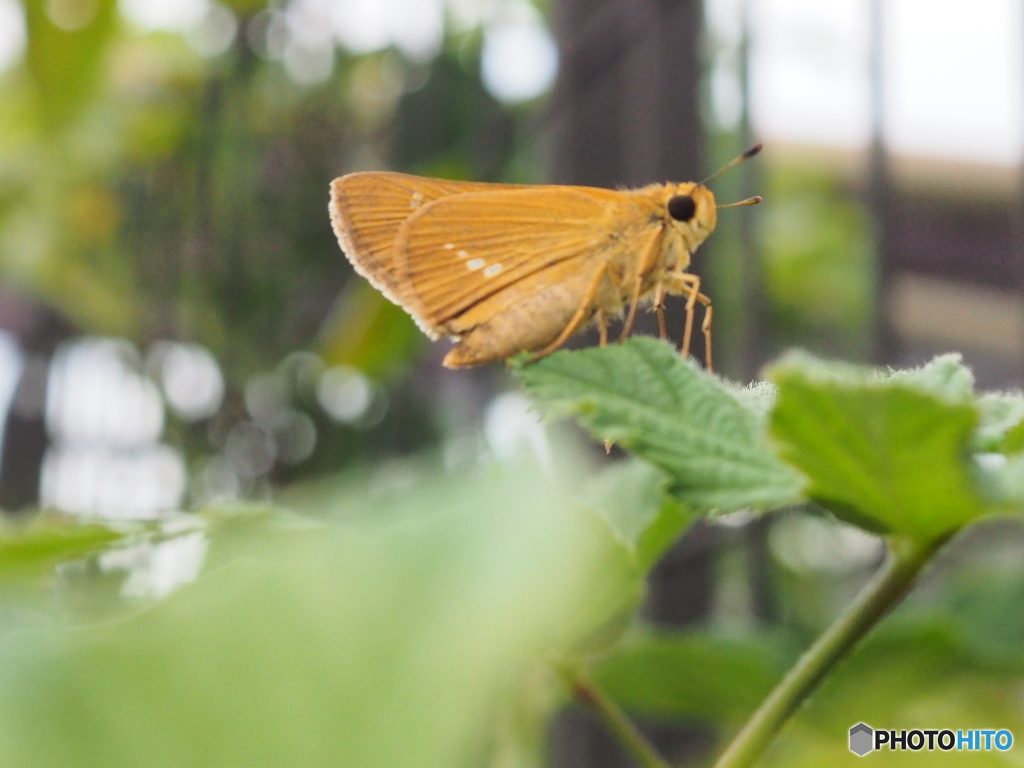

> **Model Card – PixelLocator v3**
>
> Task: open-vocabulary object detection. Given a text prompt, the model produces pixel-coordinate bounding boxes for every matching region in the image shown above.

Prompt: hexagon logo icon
[849,723,874,756]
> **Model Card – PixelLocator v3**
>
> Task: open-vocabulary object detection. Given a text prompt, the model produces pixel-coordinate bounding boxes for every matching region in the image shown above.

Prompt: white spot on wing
[409,191,424,209]
[443,243,454,250]
[467,258,485,271]
[457,250,469,259]
[483,263,503,277]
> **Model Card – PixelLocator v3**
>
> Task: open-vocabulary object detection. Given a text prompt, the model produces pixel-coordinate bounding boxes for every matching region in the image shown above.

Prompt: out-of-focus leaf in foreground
[517,338,804,512]
[0,514,124,591]
[769,353,985,539]
[0,463,642,768]
[581,460,697,571]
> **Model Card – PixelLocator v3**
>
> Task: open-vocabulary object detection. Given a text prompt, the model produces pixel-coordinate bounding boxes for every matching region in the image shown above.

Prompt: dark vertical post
[0,301,73,512]
[1017,4,1024,376]
[548,2,717,766]
[550,0,707,360]
[550,0,703,189]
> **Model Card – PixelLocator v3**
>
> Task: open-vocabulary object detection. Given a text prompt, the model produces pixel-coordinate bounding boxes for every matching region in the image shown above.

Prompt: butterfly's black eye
[667,195,697,222]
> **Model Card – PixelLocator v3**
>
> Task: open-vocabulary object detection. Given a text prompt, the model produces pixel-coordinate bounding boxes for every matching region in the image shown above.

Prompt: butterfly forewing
[395,186,624,331]
[329,172,525,331]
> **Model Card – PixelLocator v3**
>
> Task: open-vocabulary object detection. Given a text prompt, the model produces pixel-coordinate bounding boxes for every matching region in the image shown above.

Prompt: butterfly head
[664,182,717,252]
[663,143,763,252]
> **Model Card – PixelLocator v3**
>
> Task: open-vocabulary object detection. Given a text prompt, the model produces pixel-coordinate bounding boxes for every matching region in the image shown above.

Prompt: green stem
[560,666,672,768]
[711,534,945,768]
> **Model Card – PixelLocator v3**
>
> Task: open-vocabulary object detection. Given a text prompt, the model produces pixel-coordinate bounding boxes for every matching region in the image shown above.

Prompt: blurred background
[2,0,1024,766]
[3,0,1024,518]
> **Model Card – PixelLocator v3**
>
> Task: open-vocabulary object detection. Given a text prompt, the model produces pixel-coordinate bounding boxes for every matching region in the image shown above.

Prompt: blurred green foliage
[759,165,874,361]
[0,512,124,593]
[318,282,423,378]
[594,630,790,726]
[23,0,120,129]
[0,0,553,490]
[520,340,1024,765]
[0,456,657,767]
[1,343,1024,766]
[764,610,1024,767]
[0,337,1024,766]
[2,3,1023,767]
[0,4,530,381]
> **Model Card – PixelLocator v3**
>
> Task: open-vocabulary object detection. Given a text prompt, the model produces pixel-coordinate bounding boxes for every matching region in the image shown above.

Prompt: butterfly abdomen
[443,267,600,367]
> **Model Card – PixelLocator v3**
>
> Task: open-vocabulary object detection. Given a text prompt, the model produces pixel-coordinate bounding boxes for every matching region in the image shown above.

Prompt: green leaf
[581,461,697,571]
[768,353,985,539]
[0,514,124,589]
[593,631,789,725]
[1002,421,1024,454]
[887,352,975,401]
[975,392,1024,453]
[0,462,642,768]
[517,338,804,513]
[634,500,696,573]
[582,461,668,546]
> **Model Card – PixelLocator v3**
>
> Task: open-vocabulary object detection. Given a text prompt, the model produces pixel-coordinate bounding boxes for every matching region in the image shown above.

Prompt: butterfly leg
[652,284,668,340]
[678,274,700,359]
[670,273,714,371]
[701,302,714,373]
[525,262,609,364]
[597,310,614,453]
[619,275,644,342]
[618,230,663,342]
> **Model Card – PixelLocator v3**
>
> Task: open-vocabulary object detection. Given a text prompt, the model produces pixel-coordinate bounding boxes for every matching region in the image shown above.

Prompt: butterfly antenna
[699,143,763,186]
[717,196,763,209]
